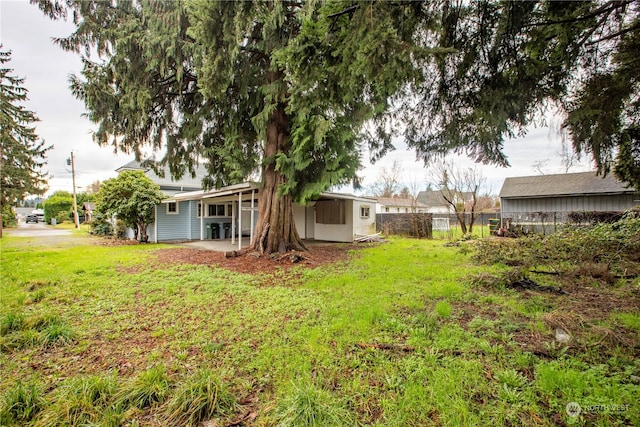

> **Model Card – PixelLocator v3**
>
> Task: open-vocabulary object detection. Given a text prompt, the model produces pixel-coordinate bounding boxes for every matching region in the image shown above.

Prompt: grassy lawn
[1,233,638,426]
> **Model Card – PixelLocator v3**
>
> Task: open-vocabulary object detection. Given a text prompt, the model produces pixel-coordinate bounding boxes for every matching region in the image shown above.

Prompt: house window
[360,206,370,218]
[316,200,345,224]
[385,207,389,213]
[208,204,227,217]
[166,202,179,215]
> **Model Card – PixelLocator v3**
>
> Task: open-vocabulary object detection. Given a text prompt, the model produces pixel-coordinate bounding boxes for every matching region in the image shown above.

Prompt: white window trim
[206,203,230,218]
[360,205,370,219]
[166,202,179,215]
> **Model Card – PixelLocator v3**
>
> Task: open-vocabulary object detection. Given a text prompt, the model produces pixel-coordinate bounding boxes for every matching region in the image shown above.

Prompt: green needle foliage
[405,0,640,187]
[33,0,438,253]
[0,48,51,236]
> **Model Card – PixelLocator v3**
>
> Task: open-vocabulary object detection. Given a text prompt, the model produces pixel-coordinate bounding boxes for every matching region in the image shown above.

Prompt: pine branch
[327,5,360,20]
[585,21,640,46]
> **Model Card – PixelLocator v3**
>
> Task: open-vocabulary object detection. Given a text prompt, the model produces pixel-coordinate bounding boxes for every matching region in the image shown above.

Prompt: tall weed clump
[0,313,76,352]
[117,365,172,409]
[163,368,237,426]
[0,381,46,425]
[273,381,355,427]
[35,374,120,427]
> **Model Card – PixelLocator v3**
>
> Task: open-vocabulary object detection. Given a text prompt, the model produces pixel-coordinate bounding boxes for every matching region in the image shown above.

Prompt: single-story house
[115,161,377,246]
[155,183,377,247]
[499,171,638,224]
[376,197,429,213]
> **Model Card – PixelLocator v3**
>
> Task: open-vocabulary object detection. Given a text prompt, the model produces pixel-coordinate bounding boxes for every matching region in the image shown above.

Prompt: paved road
[5,221,73,237]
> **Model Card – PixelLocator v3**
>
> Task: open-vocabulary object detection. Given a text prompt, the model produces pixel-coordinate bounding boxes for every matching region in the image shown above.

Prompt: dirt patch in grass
[461,283,640,359]
[152,244,362,275]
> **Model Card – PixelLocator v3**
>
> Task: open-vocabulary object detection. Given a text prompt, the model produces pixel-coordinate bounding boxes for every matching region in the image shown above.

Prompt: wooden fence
[376,213,432,238]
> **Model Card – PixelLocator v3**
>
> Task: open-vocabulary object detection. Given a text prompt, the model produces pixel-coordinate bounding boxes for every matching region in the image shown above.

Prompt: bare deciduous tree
[431,160,487,234]
[368,160,403,198]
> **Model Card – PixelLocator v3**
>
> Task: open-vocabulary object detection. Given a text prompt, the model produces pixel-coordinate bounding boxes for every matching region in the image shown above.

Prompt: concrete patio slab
[174,238,340,252]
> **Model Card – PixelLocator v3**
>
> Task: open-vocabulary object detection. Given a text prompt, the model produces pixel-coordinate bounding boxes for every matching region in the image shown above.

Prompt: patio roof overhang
[162,182,258,203]
[162,183,377,205]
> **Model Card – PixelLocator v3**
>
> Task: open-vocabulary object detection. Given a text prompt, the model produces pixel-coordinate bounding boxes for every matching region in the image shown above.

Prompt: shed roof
[499,172,633,199]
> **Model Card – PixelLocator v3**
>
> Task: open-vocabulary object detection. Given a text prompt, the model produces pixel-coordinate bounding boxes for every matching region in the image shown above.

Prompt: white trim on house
[166,201,179,215]
[154,205,158,243]
[159,183,377,244]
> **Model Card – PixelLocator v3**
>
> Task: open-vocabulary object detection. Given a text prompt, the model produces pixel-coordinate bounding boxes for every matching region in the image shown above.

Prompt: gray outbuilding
[499,171,638,230]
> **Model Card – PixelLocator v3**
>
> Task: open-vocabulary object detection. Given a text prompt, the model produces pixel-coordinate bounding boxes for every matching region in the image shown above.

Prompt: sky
[1,0,593,198]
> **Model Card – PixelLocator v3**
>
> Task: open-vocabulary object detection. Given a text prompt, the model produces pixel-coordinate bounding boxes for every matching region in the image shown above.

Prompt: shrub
[43,191,73,224]
[1,205,17,228]
[114,220,127,239]
[471,209,640,282]
[55,210,70,224]
[89,213,113,236]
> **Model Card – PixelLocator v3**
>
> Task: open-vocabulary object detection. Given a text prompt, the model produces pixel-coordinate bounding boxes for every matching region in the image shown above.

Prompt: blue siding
[156,200,260,241]
[189,201,202,240]
[156,201,191,241]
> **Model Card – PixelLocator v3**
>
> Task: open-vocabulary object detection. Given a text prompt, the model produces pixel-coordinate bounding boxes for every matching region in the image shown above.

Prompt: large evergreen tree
[35,0,433,254]
[404,0,640,188]
[0,47,51,237]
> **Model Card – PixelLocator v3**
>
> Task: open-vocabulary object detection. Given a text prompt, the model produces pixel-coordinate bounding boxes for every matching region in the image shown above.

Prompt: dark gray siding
[502,194,637,213]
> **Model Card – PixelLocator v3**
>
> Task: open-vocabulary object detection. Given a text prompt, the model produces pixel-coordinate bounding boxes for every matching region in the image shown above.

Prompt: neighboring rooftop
[499,171,634,199]
[376,197,428,209]
[416,190,473,207]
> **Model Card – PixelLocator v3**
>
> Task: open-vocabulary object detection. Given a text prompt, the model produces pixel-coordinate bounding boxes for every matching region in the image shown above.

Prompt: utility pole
[67,152,80,229]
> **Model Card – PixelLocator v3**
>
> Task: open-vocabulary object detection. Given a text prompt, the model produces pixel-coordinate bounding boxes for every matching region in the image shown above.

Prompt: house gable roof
[116,160,208,193]
[416,190,473,207]
[376,197,428,209]
[499,171,634,199]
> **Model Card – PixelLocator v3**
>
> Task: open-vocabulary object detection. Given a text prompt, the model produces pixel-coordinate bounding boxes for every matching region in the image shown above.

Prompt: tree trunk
[250,101,306,255]
[456,210,468,235]
[137,222,148,243]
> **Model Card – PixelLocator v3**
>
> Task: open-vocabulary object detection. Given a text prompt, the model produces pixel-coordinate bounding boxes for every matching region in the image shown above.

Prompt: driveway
[5,221,73,237]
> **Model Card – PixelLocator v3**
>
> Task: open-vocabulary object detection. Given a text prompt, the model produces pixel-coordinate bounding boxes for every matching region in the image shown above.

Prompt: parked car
[26,214,39,223]
[26,210,44,223]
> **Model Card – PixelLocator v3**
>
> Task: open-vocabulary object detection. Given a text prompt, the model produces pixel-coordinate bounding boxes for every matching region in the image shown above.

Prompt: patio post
[238,191,243,250]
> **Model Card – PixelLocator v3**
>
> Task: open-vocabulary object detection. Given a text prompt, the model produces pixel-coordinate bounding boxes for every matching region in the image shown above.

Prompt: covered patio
[154,182,377,245]
[159,183,260,251]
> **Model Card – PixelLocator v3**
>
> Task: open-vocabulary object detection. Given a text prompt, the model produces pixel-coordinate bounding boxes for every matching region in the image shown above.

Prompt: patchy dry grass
[1,233,638,426]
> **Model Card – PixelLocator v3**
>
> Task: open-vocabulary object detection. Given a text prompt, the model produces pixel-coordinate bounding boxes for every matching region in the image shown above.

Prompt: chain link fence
[376,211,627,239]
